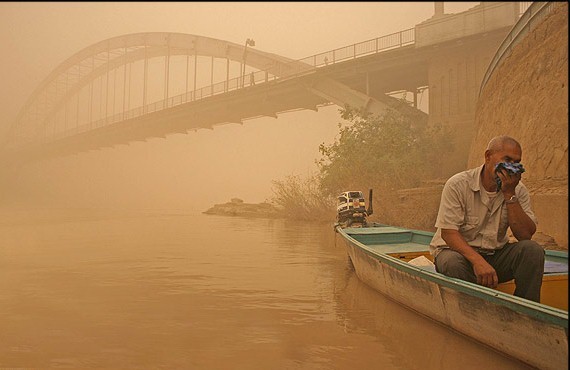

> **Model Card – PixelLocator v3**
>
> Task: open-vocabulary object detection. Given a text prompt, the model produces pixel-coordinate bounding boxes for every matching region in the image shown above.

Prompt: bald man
[430,135,544,302]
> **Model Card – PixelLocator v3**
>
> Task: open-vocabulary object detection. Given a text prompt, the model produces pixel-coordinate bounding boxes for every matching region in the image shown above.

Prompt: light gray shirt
[429,165,538,257]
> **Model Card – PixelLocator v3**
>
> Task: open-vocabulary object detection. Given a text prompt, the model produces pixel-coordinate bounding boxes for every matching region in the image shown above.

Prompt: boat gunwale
[335,225,569,328]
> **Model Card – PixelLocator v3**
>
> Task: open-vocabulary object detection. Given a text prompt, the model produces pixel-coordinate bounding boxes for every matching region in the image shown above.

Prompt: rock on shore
[203,198,282,218]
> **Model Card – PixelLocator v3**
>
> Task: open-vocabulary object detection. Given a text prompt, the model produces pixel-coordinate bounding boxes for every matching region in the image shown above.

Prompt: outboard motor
[336,189,373,227]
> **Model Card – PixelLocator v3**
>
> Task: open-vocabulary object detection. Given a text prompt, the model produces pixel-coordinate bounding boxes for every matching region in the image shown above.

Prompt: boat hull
[337,227,568,370]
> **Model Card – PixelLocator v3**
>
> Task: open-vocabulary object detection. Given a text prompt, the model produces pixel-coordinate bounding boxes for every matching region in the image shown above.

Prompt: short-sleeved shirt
[429,164,538,258]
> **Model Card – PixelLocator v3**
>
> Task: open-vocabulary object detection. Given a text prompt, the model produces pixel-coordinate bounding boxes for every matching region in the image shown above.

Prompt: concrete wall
[389,3,568,249]
[415,2,518,48]
[469,2,568,248]
[415,2,518,177]
[426,36,504,176]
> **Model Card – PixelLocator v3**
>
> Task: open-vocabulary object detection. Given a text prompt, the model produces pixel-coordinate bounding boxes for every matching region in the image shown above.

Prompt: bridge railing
[35,27,416,144]
[297,28,415,68]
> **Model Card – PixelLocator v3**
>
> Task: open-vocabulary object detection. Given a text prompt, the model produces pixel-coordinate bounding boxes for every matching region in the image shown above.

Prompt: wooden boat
[335,223,568,370]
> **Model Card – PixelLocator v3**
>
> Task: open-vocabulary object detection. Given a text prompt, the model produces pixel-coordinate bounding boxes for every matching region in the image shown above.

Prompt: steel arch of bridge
[8,32,313,149]
[7,28,417,153]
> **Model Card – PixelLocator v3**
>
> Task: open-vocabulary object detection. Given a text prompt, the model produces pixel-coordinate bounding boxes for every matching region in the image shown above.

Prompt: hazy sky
[0,2,479,211]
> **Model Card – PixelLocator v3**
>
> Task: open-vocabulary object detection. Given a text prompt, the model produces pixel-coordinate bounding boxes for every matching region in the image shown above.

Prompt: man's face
[486,143,522,172]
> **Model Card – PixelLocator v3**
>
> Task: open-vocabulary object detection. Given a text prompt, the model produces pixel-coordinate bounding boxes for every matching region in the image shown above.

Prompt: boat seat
[415,264,437,273]
[414,260,567,275]
[544,260,568,274]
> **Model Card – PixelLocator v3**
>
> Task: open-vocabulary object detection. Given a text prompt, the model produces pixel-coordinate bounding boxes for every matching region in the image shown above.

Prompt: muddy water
[0,209,532,369]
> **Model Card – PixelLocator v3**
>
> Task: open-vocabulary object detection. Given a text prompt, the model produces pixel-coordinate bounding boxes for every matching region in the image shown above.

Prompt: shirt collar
[473,164,504,212]
[468,164,484,192]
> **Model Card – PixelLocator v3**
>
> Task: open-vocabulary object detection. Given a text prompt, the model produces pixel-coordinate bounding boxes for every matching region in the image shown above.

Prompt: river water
[0,208,533,369]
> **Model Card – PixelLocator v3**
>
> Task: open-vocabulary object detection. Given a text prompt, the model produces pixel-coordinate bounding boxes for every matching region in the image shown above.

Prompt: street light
[241,38,255,88]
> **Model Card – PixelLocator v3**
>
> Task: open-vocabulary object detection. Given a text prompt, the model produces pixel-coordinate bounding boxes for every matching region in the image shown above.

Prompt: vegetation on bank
[270,173,335,221]
[270,104,453,221]
[203,198,281,218]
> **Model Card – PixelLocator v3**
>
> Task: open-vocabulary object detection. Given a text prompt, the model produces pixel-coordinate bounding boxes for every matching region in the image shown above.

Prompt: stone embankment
[470,2,568,249]
[378,3,568,250]
[203,198,282,218]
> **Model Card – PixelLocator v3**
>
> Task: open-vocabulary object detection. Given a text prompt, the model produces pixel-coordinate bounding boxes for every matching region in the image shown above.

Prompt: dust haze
[0,2,479,211]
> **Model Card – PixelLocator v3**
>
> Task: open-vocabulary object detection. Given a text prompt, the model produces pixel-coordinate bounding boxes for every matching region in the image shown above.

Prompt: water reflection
[331,267,533,370]
[0,208,532,369]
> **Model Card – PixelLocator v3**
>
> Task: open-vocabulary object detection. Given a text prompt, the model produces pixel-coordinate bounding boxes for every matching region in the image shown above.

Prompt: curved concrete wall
[468,2,568,248]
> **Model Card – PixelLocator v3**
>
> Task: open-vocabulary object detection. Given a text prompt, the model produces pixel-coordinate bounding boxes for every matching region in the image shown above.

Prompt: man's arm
[497,170,537,240]
[441,229,499,288]
[504,199,536,240]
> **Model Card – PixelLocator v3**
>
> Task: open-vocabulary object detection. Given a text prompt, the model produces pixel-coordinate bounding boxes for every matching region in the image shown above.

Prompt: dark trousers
[434,240,545,302]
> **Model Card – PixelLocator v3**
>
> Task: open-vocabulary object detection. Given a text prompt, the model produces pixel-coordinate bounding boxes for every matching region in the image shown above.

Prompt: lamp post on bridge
[241,38,255,88]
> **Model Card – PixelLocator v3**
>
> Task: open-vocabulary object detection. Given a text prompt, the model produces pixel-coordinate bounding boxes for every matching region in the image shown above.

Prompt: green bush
[271,105,453,221]
[317,105,451,196]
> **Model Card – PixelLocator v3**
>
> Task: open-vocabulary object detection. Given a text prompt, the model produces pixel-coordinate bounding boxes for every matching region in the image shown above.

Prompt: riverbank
[203,198,282,218]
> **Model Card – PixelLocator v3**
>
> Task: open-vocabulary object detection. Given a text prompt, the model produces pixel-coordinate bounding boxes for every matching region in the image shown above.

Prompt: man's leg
[434,249,477,283]
[490,241,545,302]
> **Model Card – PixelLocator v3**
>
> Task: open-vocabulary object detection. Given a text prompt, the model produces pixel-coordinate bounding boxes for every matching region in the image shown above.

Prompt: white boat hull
[341,232,568,370]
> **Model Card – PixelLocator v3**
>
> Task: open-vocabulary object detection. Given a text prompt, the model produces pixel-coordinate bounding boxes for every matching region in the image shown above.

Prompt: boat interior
[344,225,569,310]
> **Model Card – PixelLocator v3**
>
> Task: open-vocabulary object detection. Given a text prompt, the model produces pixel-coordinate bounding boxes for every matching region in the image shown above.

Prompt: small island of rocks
[203,198,282,218]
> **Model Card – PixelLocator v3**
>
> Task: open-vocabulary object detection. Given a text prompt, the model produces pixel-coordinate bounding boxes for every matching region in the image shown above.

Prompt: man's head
[485,135,521,153]
[484,135,522,173]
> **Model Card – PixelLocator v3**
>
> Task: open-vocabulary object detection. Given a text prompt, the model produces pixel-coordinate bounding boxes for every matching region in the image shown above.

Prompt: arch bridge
[4,29,420,160]
[3,2,528,174]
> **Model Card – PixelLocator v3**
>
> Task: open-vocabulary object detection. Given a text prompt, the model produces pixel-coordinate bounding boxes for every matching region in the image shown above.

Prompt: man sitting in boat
[429,135,544,302]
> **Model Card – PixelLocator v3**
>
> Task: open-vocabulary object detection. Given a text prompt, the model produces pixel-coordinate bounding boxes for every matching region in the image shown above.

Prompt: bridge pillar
[434,2,444,17]
[416,2,519,176]
[426,41,503,176]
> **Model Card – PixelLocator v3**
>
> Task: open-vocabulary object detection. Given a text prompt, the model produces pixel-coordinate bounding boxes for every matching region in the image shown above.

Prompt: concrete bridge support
[303,77,423,118]
[425,36,507,176]
[416,2,520,176]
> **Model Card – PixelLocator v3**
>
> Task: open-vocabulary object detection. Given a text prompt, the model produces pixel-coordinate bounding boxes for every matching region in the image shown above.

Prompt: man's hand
[442,229,500,289]
[495,167,537,240]
[496,168,520,197]
[472,260,499,288]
